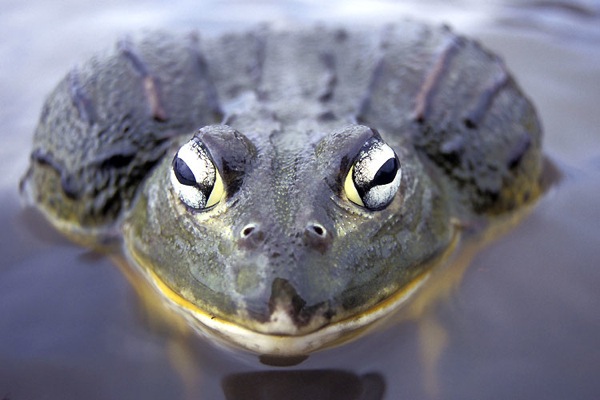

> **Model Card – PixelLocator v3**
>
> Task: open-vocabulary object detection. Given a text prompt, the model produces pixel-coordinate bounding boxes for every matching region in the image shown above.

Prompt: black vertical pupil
[173,157,196,186]
[372,157,398,186]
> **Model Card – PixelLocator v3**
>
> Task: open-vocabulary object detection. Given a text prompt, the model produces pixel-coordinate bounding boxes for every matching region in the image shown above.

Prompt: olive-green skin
[23,23,542,341]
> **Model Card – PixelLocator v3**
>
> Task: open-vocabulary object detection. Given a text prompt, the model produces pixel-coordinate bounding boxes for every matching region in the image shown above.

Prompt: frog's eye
[170,139,225,210]
[344,139,401,210]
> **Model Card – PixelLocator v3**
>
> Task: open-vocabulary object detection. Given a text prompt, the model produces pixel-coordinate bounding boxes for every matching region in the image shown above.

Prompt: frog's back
[22,21,542,242]
[206,24,542,215]
[22,32,224,240]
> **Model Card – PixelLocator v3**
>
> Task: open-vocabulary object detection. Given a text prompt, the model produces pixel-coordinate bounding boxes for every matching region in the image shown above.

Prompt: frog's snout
[228,219,339,334]
[236,221,333,254]
[240,276,335,335]
[268,277,334,329]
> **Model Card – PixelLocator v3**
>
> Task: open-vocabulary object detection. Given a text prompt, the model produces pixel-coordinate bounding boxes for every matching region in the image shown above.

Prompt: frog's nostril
[238,223,264,249]
[304,222,332,253]
[307,223,327,238]
[241,224,257,238]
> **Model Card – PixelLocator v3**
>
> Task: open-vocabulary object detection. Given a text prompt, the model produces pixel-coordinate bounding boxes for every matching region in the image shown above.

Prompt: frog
[21,21,544,356]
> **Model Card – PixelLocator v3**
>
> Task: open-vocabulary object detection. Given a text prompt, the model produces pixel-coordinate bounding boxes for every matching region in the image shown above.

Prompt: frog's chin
[145,266,430,356]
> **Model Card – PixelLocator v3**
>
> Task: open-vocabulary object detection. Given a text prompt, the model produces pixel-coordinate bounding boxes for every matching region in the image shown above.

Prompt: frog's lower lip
[144,265,430,356]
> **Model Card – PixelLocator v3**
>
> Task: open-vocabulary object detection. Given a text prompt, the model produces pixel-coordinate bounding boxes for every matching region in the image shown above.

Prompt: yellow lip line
[126,223,461,355]
[141,264,431,355]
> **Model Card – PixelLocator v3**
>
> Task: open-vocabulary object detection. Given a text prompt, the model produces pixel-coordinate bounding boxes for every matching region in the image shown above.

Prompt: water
[1,1,599,399]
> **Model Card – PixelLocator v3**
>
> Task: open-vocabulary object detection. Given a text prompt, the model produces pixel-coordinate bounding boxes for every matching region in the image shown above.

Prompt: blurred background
[1,1,599,399]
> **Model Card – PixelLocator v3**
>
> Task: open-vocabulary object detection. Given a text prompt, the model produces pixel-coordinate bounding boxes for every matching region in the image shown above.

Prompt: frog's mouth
[144,265,431,356]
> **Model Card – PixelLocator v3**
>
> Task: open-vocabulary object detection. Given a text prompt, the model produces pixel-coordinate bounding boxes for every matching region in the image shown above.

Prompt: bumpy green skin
[23,23,543,336]
[24,32,222,235]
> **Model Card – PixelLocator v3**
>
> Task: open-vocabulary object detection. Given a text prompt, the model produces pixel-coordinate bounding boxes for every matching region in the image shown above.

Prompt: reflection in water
[222,370,385,400]
[259,354,309,366]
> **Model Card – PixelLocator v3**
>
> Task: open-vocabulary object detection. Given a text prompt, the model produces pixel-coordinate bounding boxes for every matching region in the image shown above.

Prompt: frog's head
[124,124,454,355]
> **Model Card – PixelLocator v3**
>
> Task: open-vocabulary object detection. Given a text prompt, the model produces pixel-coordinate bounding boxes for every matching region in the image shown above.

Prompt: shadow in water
[222,369,385,400]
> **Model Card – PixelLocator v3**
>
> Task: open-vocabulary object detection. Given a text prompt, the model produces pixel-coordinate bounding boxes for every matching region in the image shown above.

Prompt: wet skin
[22,23,543,355]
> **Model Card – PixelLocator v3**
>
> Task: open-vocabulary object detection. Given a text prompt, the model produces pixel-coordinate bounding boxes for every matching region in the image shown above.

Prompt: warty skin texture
[23,22,543,353]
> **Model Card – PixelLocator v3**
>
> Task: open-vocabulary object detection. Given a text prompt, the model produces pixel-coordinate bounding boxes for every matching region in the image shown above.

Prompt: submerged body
[22,22,543,355]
